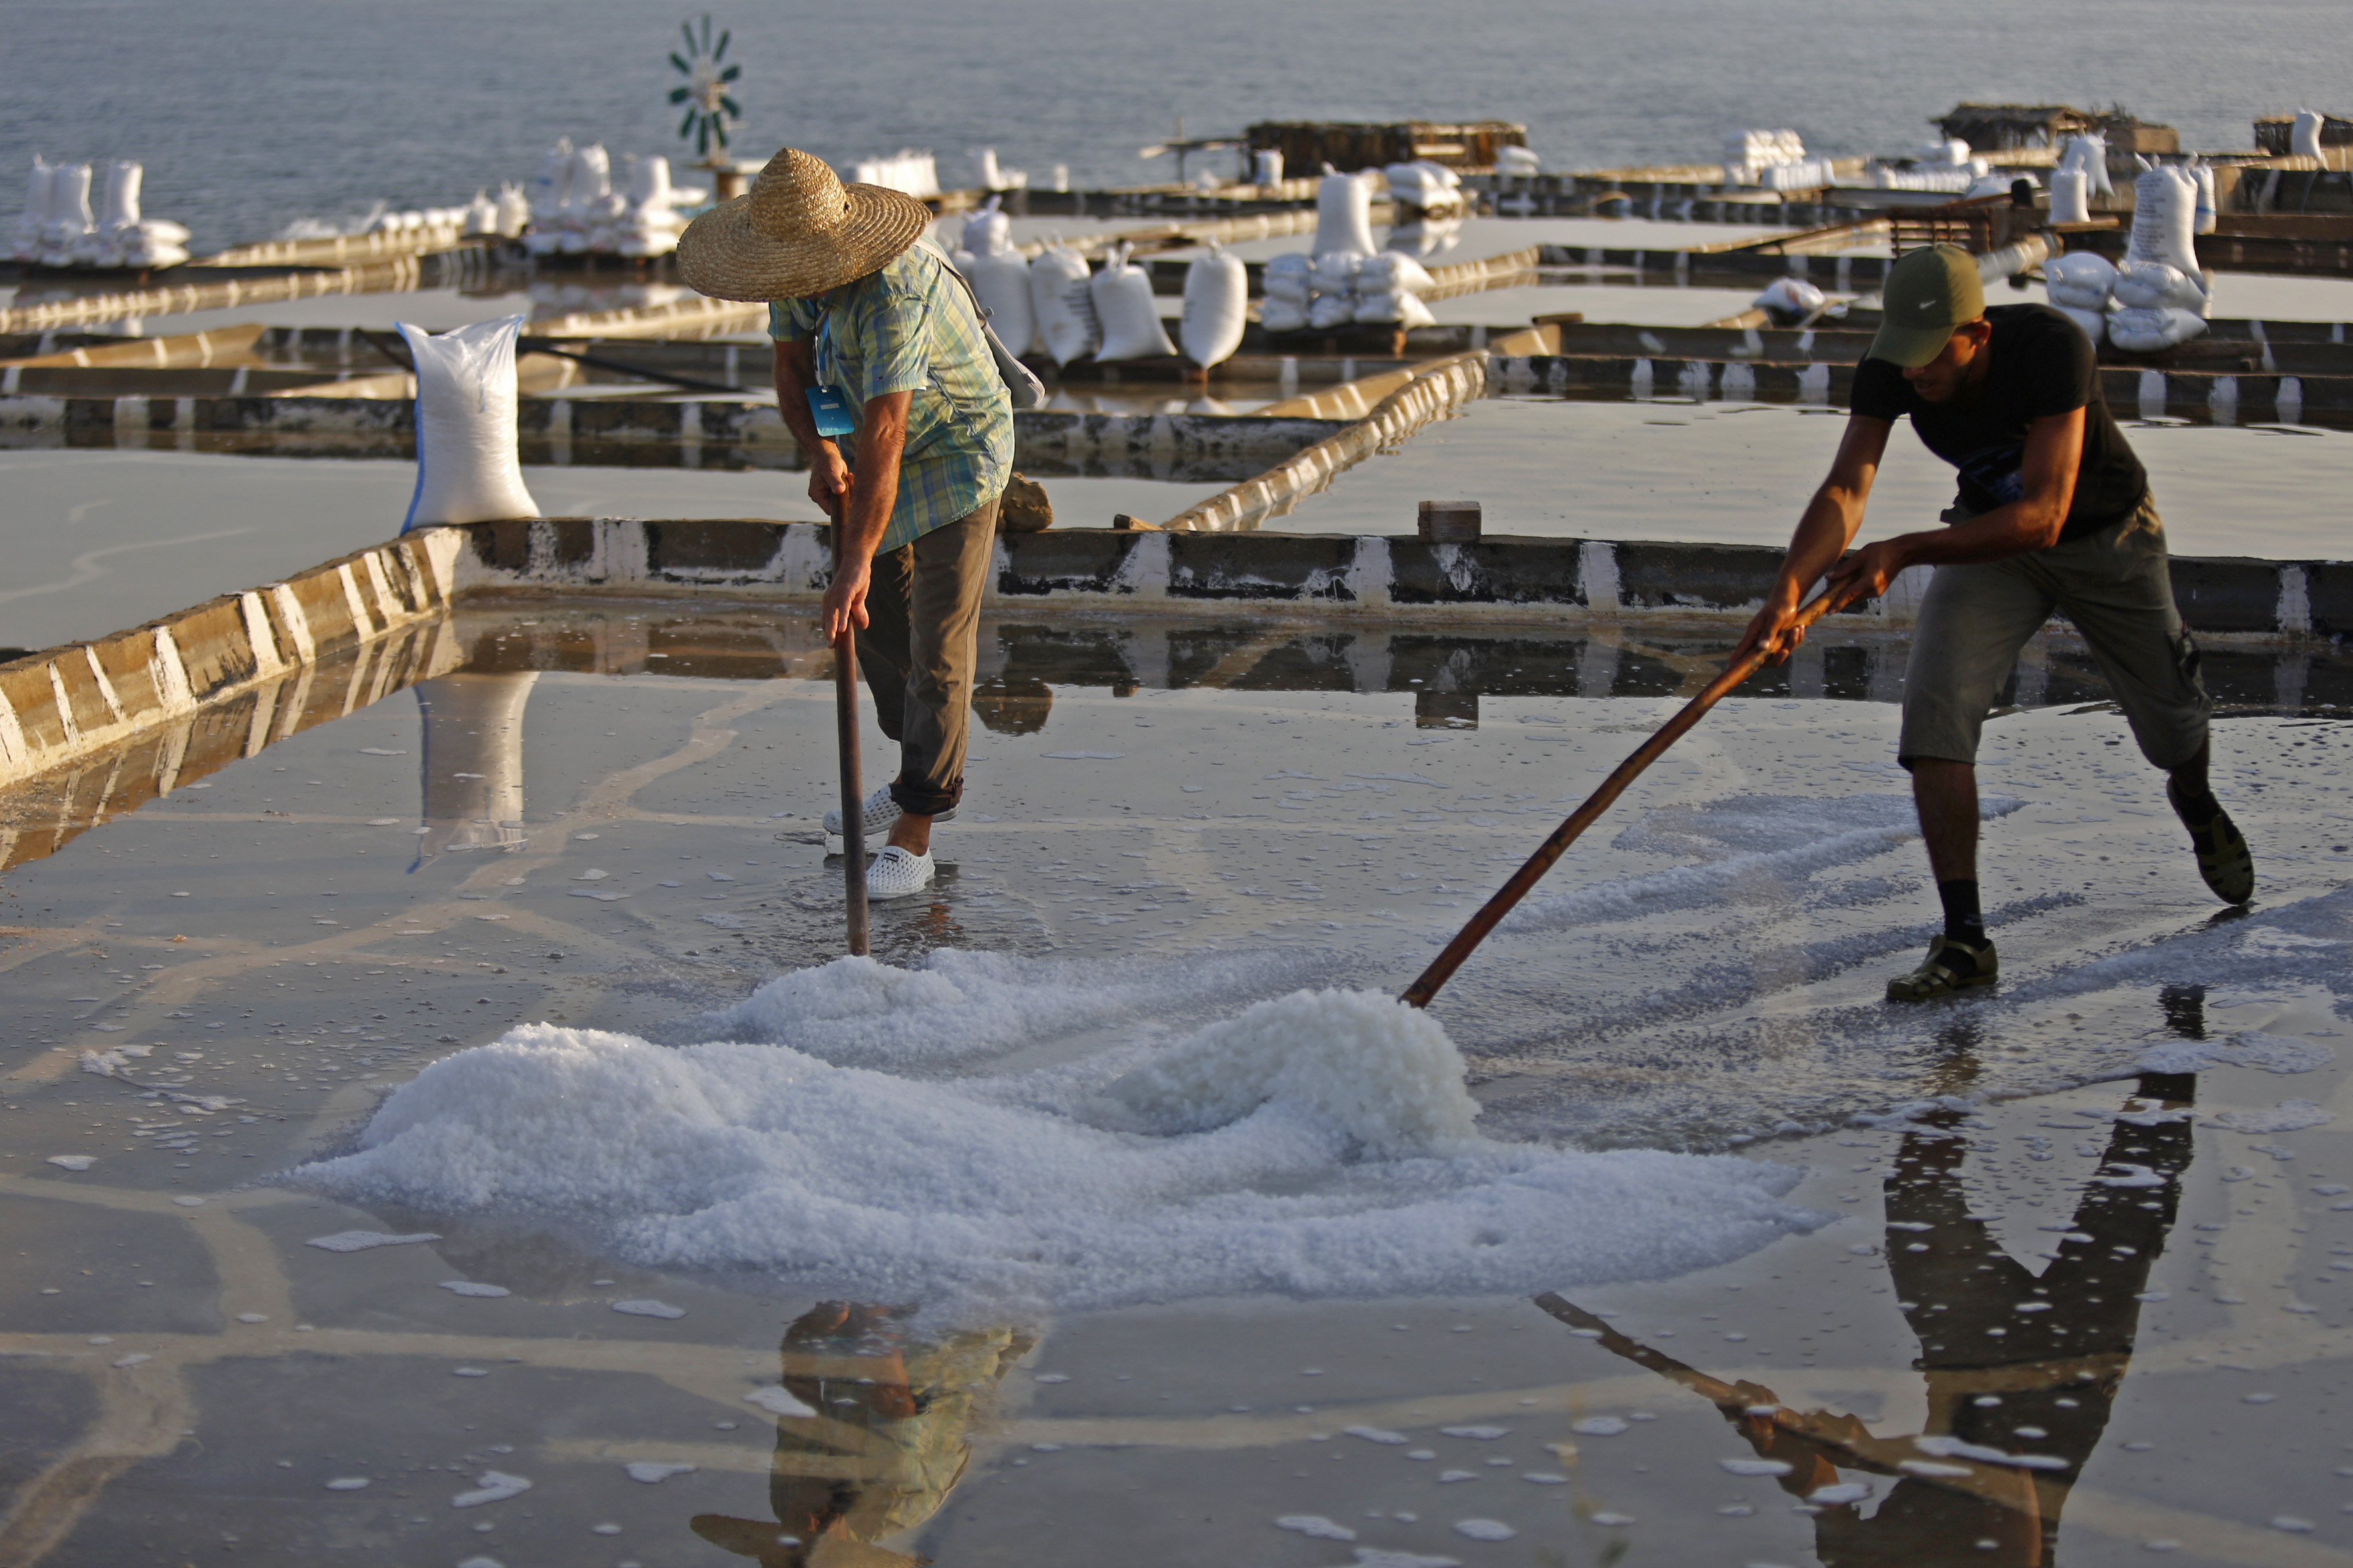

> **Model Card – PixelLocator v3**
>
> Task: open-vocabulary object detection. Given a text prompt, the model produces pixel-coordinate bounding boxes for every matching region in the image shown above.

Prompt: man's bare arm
[1732,414,1891,664]
[817,389,912,643]
[775,340,853,519]
[1823,406,2085,607]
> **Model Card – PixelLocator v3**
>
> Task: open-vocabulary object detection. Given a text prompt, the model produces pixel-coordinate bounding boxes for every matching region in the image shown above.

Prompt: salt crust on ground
[299,965,1823,1321]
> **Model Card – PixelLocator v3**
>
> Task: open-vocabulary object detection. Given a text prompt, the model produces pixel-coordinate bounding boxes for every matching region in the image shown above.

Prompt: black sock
[2171,777,2221,826]
[1937,879,1985,946]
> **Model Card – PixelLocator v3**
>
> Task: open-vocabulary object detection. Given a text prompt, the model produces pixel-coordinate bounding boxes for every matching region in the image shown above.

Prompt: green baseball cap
[1868,243,1986,367]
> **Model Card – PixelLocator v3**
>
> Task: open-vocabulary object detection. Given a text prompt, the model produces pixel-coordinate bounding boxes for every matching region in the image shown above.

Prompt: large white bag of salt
[96,161,141,230]
[2111,258,2208,313]
[2292,108,2326,161]
[2107,306,2207,353]
[1260,295,1309,333]
[495,182,531,236]
[2127,165,2200,279]
[47,162,93,243]
[1089,243,1176,361]
[397,315,539,531]
[2191,162,2217,235]
[2052,305,2107,346]
[1179,246,1247,367]
[1314,169,1377,257]
[1753,275,1827,317]
[1354,289,1435,328]
[2042,249,2117,312]
[1357,251,1435,295]
[13,154,53,258]
[968,247,1036,357]
[1308,291,1357,331]
[1028,243,1100,365]
[1263,251,1313,302]
[2049,168,2091,225]
[1253,148,1284,187]
[1495,145,1540,175]
[962,194,1009,257]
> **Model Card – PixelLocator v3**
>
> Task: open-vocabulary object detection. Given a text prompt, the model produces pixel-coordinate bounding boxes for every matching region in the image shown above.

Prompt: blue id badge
[805,386,856,437]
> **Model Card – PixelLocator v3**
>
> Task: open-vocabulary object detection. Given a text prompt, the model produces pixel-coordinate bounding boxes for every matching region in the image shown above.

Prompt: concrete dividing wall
[4,518,2343,792]
[444,517,2348,639]
[0,532,460,789]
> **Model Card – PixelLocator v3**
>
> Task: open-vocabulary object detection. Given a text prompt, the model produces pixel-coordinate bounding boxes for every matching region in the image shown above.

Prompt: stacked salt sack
[2042,251,2118,344]
[520,141,698,257]
[1752,275,1828,327]
[1029,241,1099,365]
[11,156,189,268]
[1494,145,1540,176]
[950,197,1037,357]
[2049,132,2113,224]
[2107,164,2211,352]
[1179,243,1247,367]
[1868,139,1986,194]
[1383,160,1464,216]
[1723,130,1837,192]
[1260,168,1439,333]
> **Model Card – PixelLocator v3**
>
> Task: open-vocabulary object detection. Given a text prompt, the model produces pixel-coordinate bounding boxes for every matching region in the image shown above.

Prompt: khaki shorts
[1899,498,2209,770]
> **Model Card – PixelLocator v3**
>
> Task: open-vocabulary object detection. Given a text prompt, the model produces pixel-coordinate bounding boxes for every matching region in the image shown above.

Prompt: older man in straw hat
[680,148,1013,901]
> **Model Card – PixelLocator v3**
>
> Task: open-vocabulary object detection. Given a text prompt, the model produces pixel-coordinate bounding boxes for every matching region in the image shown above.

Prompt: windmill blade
[697,120,711,156]
[670,51,691,73]
[669,85,690,104]
[715,29,731,61]
[719,63,741,82]
[681,19,699,51]
[698,13,712,49]
[713,120,730,148]
[719,94,741,118]
[680,106,701,138]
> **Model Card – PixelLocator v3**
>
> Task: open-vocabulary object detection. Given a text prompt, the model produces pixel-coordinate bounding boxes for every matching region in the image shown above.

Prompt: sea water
[5,0,2351,251]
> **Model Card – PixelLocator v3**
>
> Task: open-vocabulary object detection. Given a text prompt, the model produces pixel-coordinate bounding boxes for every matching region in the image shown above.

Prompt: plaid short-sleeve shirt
[769,243,1014,553]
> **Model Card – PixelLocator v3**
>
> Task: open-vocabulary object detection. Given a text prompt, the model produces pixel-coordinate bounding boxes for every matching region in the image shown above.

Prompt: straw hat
[677,148,930,301]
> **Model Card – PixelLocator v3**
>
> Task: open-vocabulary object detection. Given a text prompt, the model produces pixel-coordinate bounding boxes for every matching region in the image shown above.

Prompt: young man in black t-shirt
[1735,244,2253,1002]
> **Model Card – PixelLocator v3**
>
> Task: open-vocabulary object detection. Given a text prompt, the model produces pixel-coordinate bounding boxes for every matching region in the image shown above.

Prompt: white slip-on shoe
[823,786,956,840]
[865,845,936,901]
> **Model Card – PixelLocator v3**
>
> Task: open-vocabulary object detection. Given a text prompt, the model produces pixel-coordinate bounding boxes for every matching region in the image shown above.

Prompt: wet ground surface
[3,601,2352,1565]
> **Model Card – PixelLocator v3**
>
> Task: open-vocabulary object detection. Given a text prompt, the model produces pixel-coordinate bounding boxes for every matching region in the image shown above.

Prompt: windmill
[669,15,741,162]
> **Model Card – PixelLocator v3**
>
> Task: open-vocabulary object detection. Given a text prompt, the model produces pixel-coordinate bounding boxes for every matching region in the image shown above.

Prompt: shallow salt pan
[299,969,1824,1321]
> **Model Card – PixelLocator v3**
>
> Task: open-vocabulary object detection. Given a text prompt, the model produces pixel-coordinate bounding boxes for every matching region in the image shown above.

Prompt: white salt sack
[1260,295,1310,333]
[1027,243,1099,365]
[1358,251,1435,295]
[2127,165,2199,277]
[2107,306,2208,353]
[2052,305,2107,346]
[2292,108,2326,162]
[96,160,141,231]
[1263,251,1314,302]
[1178,247,1247,367]
[1753,276,1827,319]
[1253,148,1284,187]
[1308,291,1358,330]
[2191,163,2217,235]
[12,154,52,259]
[2050,168,2091,226]
[1314,169,1377,257]
[1353,289,1435,328]
[2111,259,2208,313]
[1495,145,1540,175]
[962,194,1009,257]
[397,314,539,530]
[1089,243,1175,361]
[2042,249,2116,311]
[968,247,1036,357]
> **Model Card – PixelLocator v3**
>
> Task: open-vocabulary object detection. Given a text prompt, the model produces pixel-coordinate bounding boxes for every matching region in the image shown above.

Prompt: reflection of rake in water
[1402,589,1843,1008]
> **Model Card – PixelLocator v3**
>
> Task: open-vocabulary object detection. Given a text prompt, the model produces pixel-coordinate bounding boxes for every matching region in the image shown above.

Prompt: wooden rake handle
[1400,589,1845,1010]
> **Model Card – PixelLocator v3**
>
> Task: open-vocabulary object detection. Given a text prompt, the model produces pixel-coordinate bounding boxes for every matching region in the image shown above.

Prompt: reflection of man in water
[693,1303,1032,1567]
[1542,1070,2193,1567]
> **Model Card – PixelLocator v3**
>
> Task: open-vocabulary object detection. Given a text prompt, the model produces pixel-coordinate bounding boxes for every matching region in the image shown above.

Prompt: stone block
[1614,542,1787,611]
[646,520,787,575]
[2169,557,2283,634]
[2306,561,2353,638]
[1000,532,1139,596]
[1387,537,1584,606]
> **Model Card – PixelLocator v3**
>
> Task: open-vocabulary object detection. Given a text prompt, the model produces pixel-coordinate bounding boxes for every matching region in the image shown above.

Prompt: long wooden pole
[829,520,870,957]
[1401,590,1845,1009]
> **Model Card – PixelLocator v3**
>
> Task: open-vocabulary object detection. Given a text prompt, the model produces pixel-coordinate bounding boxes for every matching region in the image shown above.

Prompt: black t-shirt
[1851,303,2147,542]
